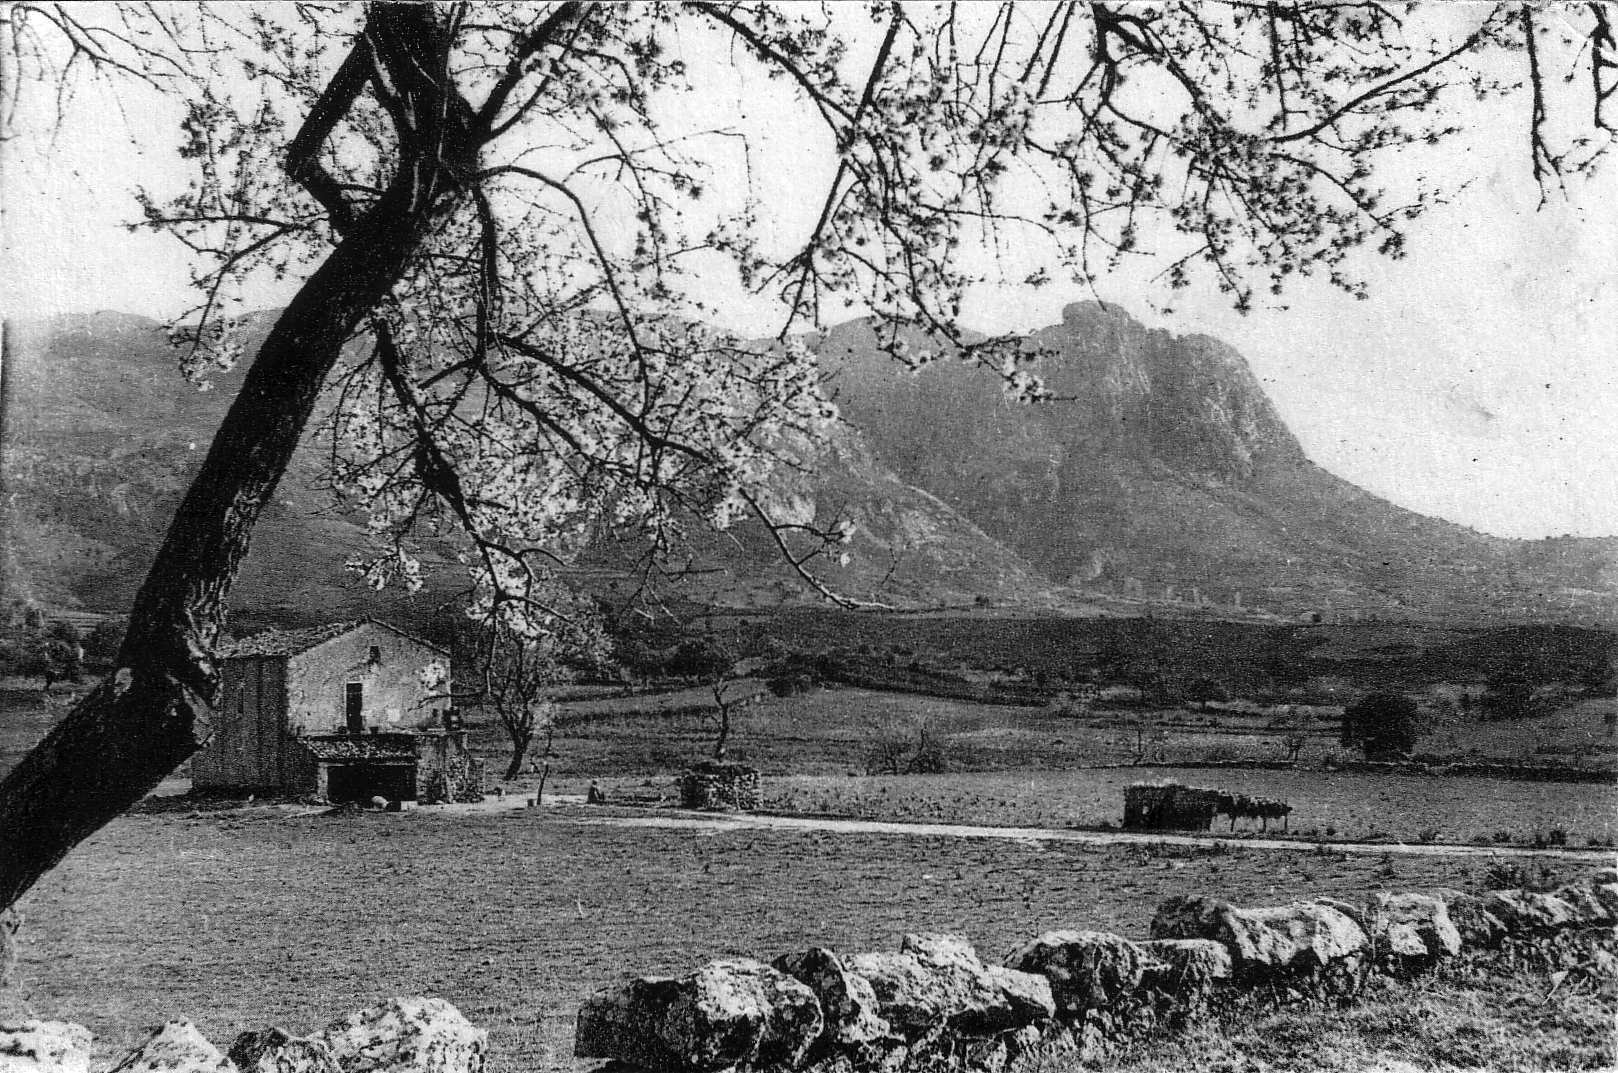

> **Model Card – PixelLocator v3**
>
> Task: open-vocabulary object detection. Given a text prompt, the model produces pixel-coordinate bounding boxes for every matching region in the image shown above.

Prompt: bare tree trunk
[0,1,588,910]
[0,168,453,911]
[711,679,732,760]
[533,723,556,806]
[504,726,534,781]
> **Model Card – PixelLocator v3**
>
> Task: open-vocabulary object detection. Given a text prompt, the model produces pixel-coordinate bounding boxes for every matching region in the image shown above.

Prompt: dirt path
[437,795,1616,861]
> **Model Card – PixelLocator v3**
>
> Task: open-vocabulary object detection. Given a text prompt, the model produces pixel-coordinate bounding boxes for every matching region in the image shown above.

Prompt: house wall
[193,656,287,790]
[286,625,447,736]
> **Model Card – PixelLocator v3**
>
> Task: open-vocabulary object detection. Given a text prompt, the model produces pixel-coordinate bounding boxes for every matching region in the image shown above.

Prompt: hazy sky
[4,8,1615,541]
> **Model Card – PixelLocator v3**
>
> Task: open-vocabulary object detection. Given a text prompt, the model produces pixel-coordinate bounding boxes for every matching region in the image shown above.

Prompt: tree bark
[504,728,533,781]
[0,0,585,911]
[711,679,732,761]
[0,175,453,911]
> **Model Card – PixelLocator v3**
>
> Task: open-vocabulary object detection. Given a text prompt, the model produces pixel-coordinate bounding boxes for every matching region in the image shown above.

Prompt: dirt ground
[10,804,1598,1073]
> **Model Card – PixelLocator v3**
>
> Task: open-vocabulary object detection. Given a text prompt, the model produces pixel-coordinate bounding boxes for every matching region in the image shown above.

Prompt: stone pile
[1122,782,1221,831]
[679,762,762,811]
[575,868,1618,1073]
[1121,783,1292,833]
[1,997,485,1073]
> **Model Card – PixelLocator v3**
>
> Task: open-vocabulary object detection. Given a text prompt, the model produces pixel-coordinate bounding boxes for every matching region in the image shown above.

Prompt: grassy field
[5,681,1612,787]
[466,685,1615,784]
[6,682,1613,851]
[10,805,1600,1073]
[750,769,1618,847]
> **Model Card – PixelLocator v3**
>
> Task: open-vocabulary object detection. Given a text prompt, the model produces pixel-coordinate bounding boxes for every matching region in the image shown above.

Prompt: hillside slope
[817,302,1618,621]
[4,304,1613,624]
[1,313,1068,619]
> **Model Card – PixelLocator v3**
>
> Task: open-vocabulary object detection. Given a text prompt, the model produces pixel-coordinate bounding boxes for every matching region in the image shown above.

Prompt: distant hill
[0,311,1075,624]
[3,303,1615,625]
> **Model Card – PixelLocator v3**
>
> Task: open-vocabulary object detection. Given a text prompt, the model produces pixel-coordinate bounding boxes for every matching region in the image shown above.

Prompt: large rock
[107,1022,234,1073]
[576,959,822,1071]
[1434,891,1509,949]
[229,1029,341,1073]
[772,948,891,1050]
[1150,897,1366,981]
[1372,893,1462,964]
[1003,931,1145,1014]
[0,1021,93,1073]
[1312,897,1369,933]
[1137,939,1232,1005]
[842,936,1052,1038]
[318,998,486,1073]
[1552,882,1616,927]
[981,967,1056,1027]
[1479,890,1579,933]
[899,935,1055,1026]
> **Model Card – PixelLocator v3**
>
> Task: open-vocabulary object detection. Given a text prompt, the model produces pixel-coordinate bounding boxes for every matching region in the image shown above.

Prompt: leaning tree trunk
[0,2,487,911]
[0,1,582,912]
[0,183,442,909]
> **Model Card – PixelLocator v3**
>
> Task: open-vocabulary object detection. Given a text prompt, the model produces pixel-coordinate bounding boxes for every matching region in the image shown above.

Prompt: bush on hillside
[1340,691,1419,759]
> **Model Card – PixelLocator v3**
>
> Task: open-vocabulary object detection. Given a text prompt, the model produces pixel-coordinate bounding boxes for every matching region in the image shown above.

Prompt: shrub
[1482,861,1531,890]
[1185,676,1229,710]
[1340,691,1419,759]
[1482,671,1535,721]
[863,712,952,775]
[907,737,951,774]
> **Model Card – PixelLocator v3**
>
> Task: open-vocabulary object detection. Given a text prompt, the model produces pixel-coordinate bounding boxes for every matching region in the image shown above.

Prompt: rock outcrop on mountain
[4,303,1614,622]
[816,301,1617,620]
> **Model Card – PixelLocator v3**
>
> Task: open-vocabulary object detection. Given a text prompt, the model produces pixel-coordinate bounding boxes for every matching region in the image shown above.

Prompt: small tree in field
[668,636,741,760]
[472,598,607,781]
[1341,692,1420,759]
[1277,707,1310,762]
[1118,712,1168,764]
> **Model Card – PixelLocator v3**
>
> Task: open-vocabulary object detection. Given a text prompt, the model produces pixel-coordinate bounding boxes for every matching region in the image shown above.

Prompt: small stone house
[192,619,483,803]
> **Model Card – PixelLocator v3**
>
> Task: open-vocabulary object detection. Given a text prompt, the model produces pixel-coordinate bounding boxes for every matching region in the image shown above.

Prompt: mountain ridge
[3,303,1614,625]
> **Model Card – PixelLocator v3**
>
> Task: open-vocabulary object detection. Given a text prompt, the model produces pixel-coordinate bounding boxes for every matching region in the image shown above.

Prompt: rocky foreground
[2,871,1613,1073]
[576,870,1617,1073]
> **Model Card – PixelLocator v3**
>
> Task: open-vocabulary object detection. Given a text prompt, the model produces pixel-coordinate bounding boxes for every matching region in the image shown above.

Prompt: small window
[368,645,381,665]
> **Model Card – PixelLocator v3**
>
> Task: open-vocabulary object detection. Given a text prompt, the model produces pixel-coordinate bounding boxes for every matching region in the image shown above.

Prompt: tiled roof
[218,621,363,659]
[217,618,448,659]
[300,735,418,762]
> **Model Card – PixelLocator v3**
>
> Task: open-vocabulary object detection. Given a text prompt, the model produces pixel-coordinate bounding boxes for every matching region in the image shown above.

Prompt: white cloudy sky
[4,7,1615,541]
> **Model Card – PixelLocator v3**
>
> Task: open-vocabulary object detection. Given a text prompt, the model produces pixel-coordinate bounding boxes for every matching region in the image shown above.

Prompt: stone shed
[192,619,482,803]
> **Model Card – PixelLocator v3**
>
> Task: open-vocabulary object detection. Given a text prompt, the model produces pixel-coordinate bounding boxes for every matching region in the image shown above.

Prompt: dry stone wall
[679,763,761,811]
[3,872,1612,1073]
[574,867,1618,1073]
[0,998,484,1073]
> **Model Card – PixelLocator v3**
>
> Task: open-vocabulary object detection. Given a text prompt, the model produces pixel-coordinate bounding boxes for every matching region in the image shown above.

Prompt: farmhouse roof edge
[218,617,449,659]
